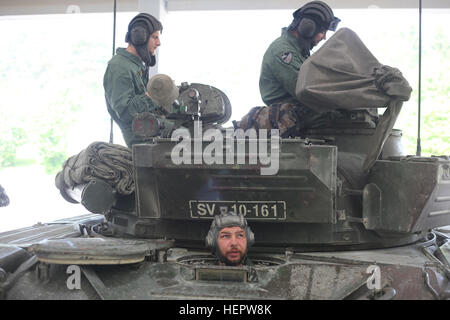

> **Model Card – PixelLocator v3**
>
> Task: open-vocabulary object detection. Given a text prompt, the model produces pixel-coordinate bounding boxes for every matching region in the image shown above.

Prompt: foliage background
[0,14,117,174]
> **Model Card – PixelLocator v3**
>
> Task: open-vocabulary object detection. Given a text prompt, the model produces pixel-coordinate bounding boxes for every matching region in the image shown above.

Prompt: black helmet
[125,13,163,69]
[205,212,254,264]
[290,1,340,37]
[125,13,163,45]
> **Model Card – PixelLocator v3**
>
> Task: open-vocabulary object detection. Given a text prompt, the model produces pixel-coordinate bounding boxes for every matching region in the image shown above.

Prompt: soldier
[0,184,9,207]
[205,212,255,266]
[104,13,173,147]
[258,1,341,131]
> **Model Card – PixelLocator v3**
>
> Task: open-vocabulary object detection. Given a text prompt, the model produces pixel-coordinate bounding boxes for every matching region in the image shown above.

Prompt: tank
[0,79,449,302]
[1,25,450,301]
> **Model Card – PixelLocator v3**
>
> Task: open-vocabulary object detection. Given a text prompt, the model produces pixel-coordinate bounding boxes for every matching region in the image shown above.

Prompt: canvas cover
[296,28,412,171]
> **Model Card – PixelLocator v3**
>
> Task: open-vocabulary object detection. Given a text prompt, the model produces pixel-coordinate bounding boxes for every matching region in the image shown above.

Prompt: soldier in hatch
[255,1,341,133]
[103,13,174,147]
[206,212,254,266]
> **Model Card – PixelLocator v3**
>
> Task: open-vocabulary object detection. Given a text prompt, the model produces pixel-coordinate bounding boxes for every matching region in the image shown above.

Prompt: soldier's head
[206,212,254,266]
[288,1,340,55]
[125,13,163,67]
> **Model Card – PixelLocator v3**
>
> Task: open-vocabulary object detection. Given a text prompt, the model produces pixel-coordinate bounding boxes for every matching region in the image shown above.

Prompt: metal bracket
[35,262,50,283]
[422,268,441,300]
[81,266,113,300]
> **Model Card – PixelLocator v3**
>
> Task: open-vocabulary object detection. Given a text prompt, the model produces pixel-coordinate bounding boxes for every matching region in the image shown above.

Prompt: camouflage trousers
[237,103,305,138]
[237,103,328,138]
[236,103,360,138]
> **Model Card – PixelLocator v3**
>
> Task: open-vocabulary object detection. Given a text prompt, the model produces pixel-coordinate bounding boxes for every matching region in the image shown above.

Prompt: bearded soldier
[205,212,255,266]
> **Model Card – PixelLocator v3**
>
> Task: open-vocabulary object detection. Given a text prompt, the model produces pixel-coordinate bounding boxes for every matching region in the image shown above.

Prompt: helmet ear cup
[246,227,255,248]
[205,215,221,249]
[205,228,215,249]
[125,13,160,45]
[130,25,148,46]
[297,17,317,38]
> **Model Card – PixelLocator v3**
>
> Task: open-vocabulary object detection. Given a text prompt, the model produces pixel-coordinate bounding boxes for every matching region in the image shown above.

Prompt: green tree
[394,25,450,156]
[35,89,82,174]
[0,126,28,167]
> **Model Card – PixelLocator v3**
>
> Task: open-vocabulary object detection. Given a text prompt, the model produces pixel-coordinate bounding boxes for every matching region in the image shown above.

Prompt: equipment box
[133,138,337,224]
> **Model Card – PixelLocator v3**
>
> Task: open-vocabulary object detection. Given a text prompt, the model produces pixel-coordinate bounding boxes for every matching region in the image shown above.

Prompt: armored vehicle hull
[1,126,449,300]
[1,215,448,300]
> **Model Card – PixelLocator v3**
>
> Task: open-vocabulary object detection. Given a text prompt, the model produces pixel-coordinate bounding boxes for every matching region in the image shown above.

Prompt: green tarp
[296,28,412,172]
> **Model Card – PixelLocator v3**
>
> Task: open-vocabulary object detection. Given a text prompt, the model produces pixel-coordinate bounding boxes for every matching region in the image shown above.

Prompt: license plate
[189,200,286,220]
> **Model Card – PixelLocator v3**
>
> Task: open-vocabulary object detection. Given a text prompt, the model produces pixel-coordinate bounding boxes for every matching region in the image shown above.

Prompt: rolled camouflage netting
[55,141,134,195]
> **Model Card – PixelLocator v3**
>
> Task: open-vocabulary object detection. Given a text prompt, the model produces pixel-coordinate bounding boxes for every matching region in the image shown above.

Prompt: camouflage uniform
[238,103,304,138]
[104,48,172,147]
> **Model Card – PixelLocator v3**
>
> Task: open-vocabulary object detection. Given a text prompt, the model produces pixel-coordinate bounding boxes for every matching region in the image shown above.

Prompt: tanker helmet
[290,1,340,38]
[205,212,255,260]
[125,13,163,68]
[125,13,162,45]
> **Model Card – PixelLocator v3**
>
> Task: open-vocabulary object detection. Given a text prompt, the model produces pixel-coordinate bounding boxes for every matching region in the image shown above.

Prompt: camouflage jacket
[103,48,168,147]
[259,28,308,106]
